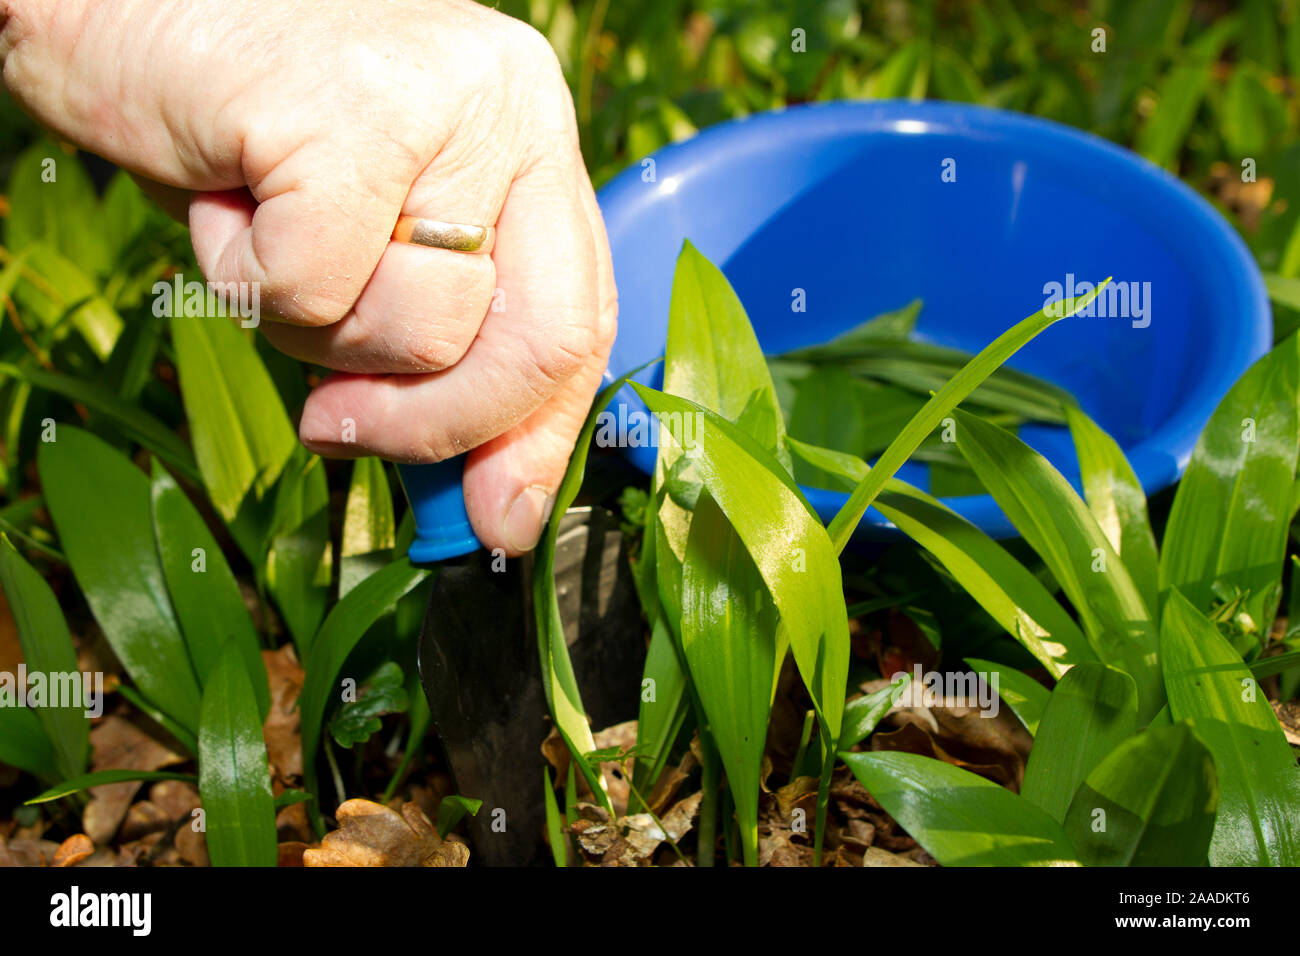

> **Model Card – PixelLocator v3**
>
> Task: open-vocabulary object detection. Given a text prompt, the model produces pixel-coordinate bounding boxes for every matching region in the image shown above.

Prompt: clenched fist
[0,0,617,554]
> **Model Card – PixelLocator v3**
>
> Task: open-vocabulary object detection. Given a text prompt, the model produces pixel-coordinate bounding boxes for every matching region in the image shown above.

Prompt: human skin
[0,0,618,555]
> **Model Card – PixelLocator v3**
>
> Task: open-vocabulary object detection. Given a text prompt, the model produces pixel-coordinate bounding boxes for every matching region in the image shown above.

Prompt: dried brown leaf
[51,834,95,868]
[82,716,184,844]
[303,799,470,867]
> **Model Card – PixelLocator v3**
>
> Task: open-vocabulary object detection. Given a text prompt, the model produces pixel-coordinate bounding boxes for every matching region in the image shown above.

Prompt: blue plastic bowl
[594,100,1272,540]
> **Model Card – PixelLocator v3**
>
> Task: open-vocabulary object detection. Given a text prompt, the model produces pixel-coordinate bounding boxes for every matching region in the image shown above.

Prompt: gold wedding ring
[391,215,495,254]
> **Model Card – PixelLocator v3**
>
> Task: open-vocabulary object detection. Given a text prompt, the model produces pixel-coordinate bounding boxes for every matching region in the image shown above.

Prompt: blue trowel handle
[396,458,482,564]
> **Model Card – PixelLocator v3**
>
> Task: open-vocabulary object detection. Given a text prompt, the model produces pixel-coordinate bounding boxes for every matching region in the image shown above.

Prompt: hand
[0,0,617,554]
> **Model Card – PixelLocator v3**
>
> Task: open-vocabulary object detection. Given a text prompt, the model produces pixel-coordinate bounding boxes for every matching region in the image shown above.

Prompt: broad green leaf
[681,489,778,867]
[0,363,198,481]
[340,458,395,598]
[1160,590,1300,865]
[436,795,483,839]
[1160,335,1300,635]
[5,140,109,278]
[663,240,788,455]
[789,438,1094,677]
[841,751,1078,866]
[99,170,152,267]
[299,558,431,832]
[1021,663,1138,823]
[169,312,296,523]
[0,706,58,783]
[1066,406,1159,615]
[1065,722,1217,866]
[953,409,1161,721]
[0,535,88,780]
[25,770,196,805]
[786,368,874,487]
[838,673,911,750]
[632,386,848,746]
[632,614,690,800]
[40,427,202,730]
[13,244,122,359]
[964,658,1050,735]
[265,450,331,654]
[826,280,1109,553]
[633,384,849,862]
[653,241,793,644]
[198,641,277,867]
[1265,273,1300,313]
[150,460,269,719]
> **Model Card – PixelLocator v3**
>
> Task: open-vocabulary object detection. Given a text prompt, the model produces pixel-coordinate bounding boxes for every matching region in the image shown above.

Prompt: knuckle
[528,315,596,389]
[405,331,470,372]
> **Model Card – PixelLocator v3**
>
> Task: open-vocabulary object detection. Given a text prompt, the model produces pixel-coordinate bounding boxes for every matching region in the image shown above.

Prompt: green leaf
[150,461,269,719]
[1222,63,1274,156]
[0,363,198,481]
[1159,335,1300,635]
[632,386,848,747]
[1136,16,1238,167]
[840,751,1078,866]
[0,535,88,780]
[786,367,872,486]
[665,241,789,450]
[198,641,278,867]
[1064,722,1217,866]
[99,171,152,266]
[5,140,109,278]
[1065,405,1160,615]
[826,280,1110,553]
[436,795,483,839]
[681,489,778,867]
[273,789,313,810]
[964,658,1050,735]
[327,660,408,748]
[299,558,431,832]
[811,299,921,348]
[40,427,202,730]
[169,312,296,524]
[25,770,196,805]
[0,707,58,783]
[632,614,690,799]
[14,244,122,359]
[1021,663,1138,823]
[633,384,849,862]
[1264,273,1300,313]
[265,450,331,654]
[1160,590,1300,865]
[543,768,569,867]
[839,672,911,750]
[789,438,1094,677]
[534,373,632,812]
[340,458,395,598]
[953,409,1161,721]
[652,240,794,650]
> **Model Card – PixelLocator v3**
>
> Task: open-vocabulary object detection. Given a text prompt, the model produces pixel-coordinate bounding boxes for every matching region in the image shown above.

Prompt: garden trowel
[397,458,643,866]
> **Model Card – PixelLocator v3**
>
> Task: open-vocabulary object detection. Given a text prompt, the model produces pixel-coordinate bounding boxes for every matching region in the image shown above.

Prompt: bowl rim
[595,99,1273,540]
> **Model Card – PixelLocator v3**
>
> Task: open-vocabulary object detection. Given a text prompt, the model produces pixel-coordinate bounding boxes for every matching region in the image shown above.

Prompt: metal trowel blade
[417,506,644,866]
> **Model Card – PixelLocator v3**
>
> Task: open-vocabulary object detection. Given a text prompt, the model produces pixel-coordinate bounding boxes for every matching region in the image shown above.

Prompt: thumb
[463,167,617,555]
